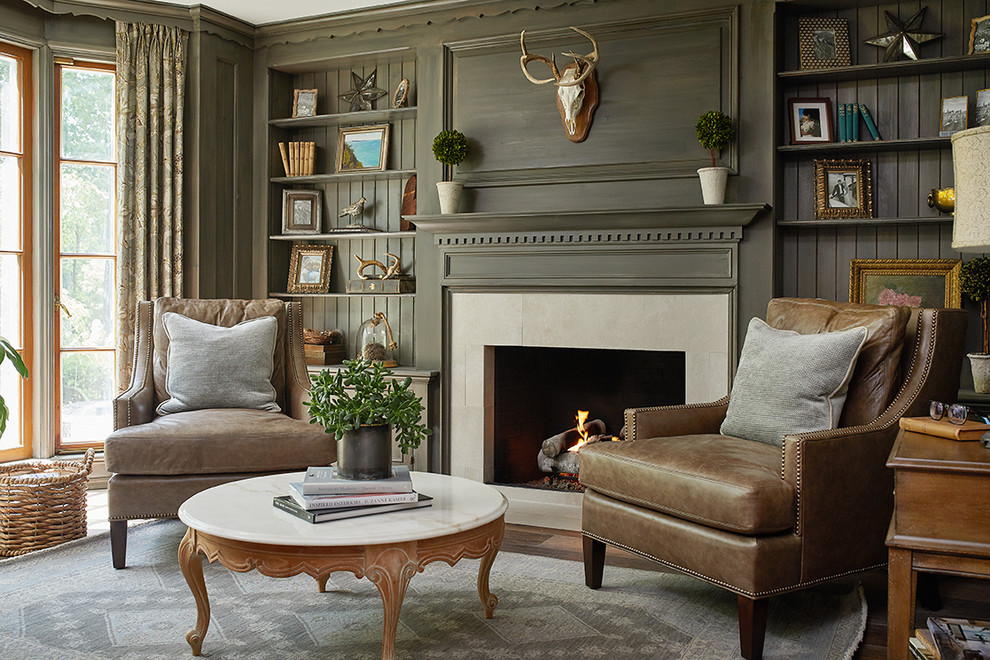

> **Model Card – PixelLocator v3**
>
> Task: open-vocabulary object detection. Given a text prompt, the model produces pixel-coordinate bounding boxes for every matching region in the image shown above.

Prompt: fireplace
[416,206,769,529]
[491,346,685,488]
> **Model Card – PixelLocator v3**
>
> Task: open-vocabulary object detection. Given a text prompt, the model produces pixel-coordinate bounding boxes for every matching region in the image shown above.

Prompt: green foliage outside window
[0,337,28,438]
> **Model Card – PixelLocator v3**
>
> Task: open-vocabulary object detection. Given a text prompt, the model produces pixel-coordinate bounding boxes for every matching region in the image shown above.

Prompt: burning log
[541,419,606,457]
[537,449,581,474]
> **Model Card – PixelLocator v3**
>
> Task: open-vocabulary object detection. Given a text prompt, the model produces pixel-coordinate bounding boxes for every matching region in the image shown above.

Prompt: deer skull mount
[519,26,600,143]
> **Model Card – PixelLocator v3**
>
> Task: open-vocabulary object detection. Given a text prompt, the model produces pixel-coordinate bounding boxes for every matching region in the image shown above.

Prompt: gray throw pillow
[157,312,281,415]
[720,318,868,447]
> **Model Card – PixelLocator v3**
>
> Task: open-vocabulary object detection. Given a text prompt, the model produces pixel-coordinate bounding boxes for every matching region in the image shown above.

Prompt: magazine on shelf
[273,493,433,523]
[928,617,990,659]
[301,464,413,495]
[288,482,419,510]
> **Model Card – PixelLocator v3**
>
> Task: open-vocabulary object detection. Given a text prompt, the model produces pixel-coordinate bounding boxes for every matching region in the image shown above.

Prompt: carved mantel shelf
[409,204,771,237]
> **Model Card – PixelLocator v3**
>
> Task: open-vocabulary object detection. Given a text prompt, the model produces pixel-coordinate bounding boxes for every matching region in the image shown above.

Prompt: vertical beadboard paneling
[778,0,986,301]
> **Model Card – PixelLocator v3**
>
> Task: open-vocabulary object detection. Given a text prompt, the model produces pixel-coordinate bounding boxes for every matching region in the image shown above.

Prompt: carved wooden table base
[178,515,504,660]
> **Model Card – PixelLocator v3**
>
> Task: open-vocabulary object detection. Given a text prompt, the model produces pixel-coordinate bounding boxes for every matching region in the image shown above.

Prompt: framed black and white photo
[970,15,990,54]
[292,89,318,118]
[798,17,851,69]
[977,88,990,127]
[788,98,834,144]
[939,95,968,137]
[281,189,322,234]
[814,159,873,219]
[336,124,390,173]
[287,244,334,293]
[392,78,410,108]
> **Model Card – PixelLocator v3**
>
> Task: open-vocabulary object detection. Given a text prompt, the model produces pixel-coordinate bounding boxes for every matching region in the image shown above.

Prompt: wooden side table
[886,428,990,660]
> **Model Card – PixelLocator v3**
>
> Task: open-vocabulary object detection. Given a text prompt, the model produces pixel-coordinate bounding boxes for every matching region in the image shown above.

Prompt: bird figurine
[338,196,367,228]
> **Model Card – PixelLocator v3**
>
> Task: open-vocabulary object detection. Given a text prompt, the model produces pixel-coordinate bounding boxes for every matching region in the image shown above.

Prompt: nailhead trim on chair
[108,513,179,521]
[625,397,730,443]
[582,530,887,599]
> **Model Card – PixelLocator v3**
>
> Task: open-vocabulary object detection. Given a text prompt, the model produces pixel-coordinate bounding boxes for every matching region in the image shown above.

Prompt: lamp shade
[951,125,990,252]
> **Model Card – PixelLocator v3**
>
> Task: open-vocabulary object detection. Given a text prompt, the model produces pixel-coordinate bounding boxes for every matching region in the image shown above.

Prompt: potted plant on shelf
[0,337,28,438]
[961,256,990,393]
[306,358,432,480]
[695,110,735,205]
[432,129,469,214]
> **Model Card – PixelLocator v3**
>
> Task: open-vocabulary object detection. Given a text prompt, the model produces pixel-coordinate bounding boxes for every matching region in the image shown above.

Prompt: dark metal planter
[336,424,392,480]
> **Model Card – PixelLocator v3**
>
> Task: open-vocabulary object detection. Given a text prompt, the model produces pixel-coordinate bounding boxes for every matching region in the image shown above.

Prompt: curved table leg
[477,533,502,619]
[316,573,331,593]
[178,529,210,656]
[365,544,418,660]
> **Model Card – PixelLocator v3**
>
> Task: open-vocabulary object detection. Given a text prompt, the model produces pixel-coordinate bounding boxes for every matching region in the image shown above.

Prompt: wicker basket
[0,448,95,556]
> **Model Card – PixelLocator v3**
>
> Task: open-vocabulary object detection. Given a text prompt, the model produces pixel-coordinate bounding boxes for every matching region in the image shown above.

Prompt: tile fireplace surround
[414,205,770,530]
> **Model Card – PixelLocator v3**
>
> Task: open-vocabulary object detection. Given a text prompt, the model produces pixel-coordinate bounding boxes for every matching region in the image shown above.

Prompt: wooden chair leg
[583,535,605,589]
[110,520,128,569]
[738,595,769,660]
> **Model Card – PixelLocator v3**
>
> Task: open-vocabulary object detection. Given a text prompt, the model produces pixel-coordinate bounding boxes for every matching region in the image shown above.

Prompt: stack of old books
[278,141,316,176]
[911,617,990,659]
[273,465,431,523]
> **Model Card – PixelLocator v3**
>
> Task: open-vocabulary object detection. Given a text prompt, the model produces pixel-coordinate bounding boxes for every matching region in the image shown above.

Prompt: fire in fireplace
[490,346,685,490]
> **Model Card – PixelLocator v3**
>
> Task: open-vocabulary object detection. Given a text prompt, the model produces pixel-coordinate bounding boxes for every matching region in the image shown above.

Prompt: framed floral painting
[849,259,962,308]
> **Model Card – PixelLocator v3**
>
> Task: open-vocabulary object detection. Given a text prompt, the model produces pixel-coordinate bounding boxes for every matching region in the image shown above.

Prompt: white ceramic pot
[969,353,990,394]
[697,166,729,205]
[436,181,464,214]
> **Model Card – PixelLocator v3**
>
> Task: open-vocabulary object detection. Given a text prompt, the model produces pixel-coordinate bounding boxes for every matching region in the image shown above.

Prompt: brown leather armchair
[104,298,334,568]
[580,298,967,659]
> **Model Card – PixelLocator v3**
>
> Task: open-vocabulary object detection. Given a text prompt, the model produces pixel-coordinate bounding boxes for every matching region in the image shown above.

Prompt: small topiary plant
[961,256,990,354]
[696,110,735,167]
[0,337,28,438]
[432,129,469,166]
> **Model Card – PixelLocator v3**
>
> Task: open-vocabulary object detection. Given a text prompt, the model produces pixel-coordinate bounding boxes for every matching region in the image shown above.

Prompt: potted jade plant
[0,337,28,438]
[961,256,990,393]
[432,129,469,214]
[695,110,735,205]
[306,358,431,480]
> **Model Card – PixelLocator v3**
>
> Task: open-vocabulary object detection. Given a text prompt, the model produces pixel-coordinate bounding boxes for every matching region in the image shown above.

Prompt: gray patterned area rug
[0,520,864,659]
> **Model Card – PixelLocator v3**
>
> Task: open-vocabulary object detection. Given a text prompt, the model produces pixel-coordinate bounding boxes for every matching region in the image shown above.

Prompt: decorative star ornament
[338,69,386,112]
[865,8,943,62]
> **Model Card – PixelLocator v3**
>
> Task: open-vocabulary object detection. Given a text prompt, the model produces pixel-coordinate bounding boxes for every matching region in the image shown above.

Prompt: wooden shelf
[271,169,416,184]
[270,292,416,299]
[270,231,415,240]
[778,53,990,84]
[269,106,416,129]
[778,216,952,227]
[777,137,950,155]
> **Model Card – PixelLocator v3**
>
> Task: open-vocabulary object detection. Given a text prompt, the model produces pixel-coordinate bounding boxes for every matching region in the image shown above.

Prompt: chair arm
[113,302,156,429]
[624,397,729,441]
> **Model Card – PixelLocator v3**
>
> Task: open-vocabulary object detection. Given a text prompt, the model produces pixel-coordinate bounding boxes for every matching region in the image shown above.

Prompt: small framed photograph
[788,98,834,144]
[281,189,322,234]
[336,124,390,173]
[392,78,410,108]
[292,89,318,118]
[798,17,851,70]
[287,244,334,294]
[970,15,990,54]
[940,96,969,136]
[849,259,962,308]
[814,159,873,219]
[977,88,990,127]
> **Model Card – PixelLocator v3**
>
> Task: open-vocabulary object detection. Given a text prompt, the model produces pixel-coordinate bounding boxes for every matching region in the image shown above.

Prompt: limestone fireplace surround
[415,205,769,529]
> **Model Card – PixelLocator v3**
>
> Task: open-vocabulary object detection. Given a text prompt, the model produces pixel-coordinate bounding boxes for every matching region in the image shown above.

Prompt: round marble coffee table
[177,471,507,660]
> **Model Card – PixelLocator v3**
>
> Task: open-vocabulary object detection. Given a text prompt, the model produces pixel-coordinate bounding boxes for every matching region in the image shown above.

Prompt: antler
[519,30,561,84]
[557,26,599,87]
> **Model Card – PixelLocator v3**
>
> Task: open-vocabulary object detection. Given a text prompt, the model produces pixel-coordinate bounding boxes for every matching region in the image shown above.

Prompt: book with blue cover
[859,104,882,140]
[837,104,848,142]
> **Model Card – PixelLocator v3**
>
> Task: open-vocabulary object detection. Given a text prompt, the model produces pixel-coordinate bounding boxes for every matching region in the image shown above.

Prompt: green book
[859,103,882,140]
[837,103,847,142]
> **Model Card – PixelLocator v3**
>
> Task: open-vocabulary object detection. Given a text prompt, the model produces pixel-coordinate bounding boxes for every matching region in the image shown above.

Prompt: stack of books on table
[272,465,432,523]
[910,617,990,659]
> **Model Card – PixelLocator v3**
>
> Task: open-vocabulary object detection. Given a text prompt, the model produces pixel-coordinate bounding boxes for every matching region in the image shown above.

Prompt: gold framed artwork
[798,17,851,69]
[281,189,322,234]
[336,124,390,173]
[287,244,334,293]
[970,14,990,54]
[849,259,962,308]
[292,89,318,118]
[814,159,873,219]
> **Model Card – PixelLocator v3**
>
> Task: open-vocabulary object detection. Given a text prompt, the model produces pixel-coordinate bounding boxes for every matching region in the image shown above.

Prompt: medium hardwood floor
[503,523,990,660]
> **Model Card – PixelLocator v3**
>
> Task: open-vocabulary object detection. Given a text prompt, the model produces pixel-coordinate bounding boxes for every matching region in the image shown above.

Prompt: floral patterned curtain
[115,22,187,387]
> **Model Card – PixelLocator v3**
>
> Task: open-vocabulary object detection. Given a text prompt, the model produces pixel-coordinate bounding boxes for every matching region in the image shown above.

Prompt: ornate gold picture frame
[287,244,334,293]
[814,159,873,219]
[849,259,962,308]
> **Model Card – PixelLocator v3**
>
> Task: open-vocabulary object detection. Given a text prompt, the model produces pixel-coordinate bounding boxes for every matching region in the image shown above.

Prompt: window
[55,59,116,451]
[0,41,32,462]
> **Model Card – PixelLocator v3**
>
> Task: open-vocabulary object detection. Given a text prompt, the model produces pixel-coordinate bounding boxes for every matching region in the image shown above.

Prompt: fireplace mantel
[409,204,770,244]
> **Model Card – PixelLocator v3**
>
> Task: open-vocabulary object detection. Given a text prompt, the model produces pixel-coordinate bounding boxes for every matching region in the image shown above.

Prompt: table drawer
[894,469,990,546]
